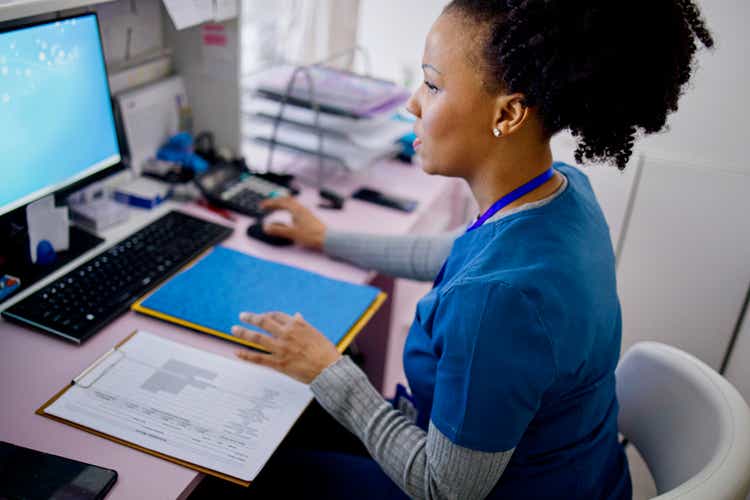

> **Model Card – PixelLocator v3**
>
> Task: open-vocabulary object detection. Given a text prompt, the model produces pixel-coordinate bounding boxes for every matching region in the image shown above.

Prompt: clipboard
[36,331,254,487]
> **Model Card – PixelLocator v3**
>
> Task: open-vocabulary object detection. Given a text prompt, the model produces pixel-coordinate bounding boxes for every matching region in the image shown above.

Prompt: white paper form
[45,331,313,482]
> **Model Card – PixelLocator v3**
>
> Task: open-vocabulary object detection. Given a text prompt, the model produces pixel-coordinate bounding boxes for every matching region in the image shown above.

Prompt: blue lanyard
[465,167,555,233]
[433,166,555,287]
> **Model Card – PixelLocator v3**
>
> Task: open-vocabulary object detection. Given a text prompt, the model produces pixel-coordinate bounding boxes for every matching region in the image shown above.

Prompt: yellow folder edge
[36,331,253,487]
[130,289,388,354]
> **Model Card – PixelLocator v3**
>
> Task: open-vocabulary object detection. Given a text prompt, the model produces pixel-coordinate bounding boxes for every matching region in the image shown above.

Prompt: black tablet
[0,441,117,500]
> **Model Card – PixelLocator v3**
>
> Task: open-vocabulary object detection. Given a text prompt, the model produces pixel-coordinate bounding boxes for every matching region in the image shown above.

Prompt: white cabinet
[616,156,750,369]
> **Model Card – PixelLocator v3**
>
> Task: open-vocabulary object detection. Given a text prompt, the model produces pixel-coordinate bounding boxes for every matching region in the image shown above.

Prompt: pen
[197,198,236,222]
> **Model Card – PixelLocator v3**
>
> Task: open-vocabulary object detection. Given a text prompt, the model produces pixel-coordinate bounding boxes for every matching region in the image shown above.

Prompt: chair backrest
[616,342,750,500]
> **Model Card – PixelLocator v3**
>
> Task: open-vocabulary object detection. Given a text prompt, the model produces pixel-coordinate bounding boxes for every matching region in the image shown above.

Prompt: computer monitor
[0,13,123,218]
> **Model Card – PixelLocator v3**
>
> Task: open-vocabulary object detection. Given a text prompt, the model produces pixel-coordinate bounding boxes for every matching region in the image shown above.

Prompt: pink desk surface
[0,161,460,500]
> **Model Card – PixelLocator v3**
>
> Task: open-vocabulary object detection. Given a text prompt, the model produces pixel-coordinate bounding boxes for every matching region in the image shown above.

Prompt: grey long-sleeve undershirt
[324,230,461,282]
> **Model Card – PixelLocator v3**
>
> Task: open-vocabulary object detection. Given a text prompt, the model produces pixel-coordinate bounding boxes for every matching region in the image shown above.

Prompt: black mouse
[246,222,294,247]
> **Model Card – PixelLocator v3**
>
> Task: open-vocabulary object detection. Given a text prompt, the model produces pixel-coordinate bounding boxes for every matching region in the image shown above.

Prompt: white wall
[616,157,750,369]
[357,0,446,88]
[638,0,749,173]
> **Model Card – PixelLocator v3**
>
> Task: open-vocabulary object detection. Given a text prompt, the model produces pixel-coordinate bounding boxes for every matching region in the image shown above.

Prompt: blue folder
[132,246,385,350]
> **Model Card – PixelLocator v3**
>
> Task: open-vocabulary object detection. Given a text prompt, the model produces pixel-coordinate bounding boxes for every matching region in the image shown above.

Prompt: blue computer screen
[0,14,120,215]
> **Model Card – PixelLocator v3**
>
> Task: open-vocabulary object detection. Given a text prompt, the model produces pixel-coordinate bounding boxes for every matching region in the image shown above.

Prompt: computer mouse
[246,222,294,247]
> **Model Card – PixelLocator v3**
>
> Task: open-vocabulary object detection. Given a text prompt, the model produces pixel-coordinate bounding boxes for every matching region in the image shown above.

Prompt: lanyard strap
[465,167,555,233]
[433,166,555,288]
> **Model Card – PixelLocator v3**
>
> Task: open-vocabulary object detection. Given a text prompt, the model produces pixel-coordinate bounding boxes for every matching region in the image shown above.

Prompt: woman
[230,1,713,498]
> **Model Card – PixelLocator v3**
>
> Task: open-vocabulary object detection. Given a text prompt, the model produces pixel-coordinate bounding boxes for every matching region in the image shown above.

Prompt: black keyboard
[1,210,232,343]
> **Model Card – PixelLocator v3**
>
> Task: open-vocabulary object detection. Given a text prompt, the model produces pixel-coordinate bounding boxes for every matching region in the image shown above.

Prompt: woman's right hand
[259,196,327,251]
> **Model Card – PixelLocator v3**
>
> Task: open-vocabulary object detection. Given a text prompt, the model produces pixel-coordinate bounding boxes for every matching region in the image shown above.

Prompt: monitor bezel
[0,11,127,219]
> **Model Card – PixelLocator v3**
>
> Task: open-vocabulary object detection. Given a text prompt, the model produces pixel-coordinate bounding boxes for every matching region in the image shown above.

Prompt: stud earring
[493,127,502,137]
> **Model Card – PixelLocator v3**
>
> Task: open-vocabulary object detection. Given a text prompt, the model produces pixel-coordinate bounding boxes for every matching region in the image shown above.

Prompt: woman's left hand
[232,311,342,384]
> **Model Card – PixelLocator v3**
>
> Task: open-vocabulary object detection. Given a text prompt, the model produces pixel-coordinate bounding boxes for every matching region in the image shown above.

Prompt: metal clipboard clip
[72,348,126,389]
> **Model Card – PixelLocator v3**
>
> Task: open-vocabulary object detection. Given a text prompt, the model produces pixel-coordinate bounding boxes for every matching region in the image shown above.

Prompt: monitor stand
[0,214,103,305]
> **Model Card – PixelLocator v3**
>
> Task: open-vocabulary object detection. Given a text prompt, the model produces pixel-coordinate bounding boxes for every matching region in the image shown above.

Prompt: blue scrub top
[403,163,631,499]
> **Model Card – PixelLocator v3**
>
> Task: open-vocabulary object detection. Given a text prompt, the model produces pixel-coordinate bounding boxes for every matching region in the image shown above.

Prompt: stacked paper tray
[254,65,411,119]
[241,65,413,172]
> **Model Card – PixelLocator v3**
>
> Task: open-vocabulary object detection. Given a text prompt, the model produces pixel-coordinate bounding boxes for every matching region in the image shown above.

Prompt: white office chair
[616,342,750,500]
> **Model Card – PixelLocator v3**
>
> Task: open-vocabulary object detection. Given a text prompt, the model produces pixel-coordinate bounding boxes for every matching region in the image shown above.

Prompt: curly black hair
[445,0,714,169]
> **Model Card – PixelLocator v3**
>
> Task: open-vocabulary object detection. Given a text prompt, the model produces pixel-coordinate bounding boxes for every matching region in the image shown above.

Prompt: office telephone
[194,159,298,218]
